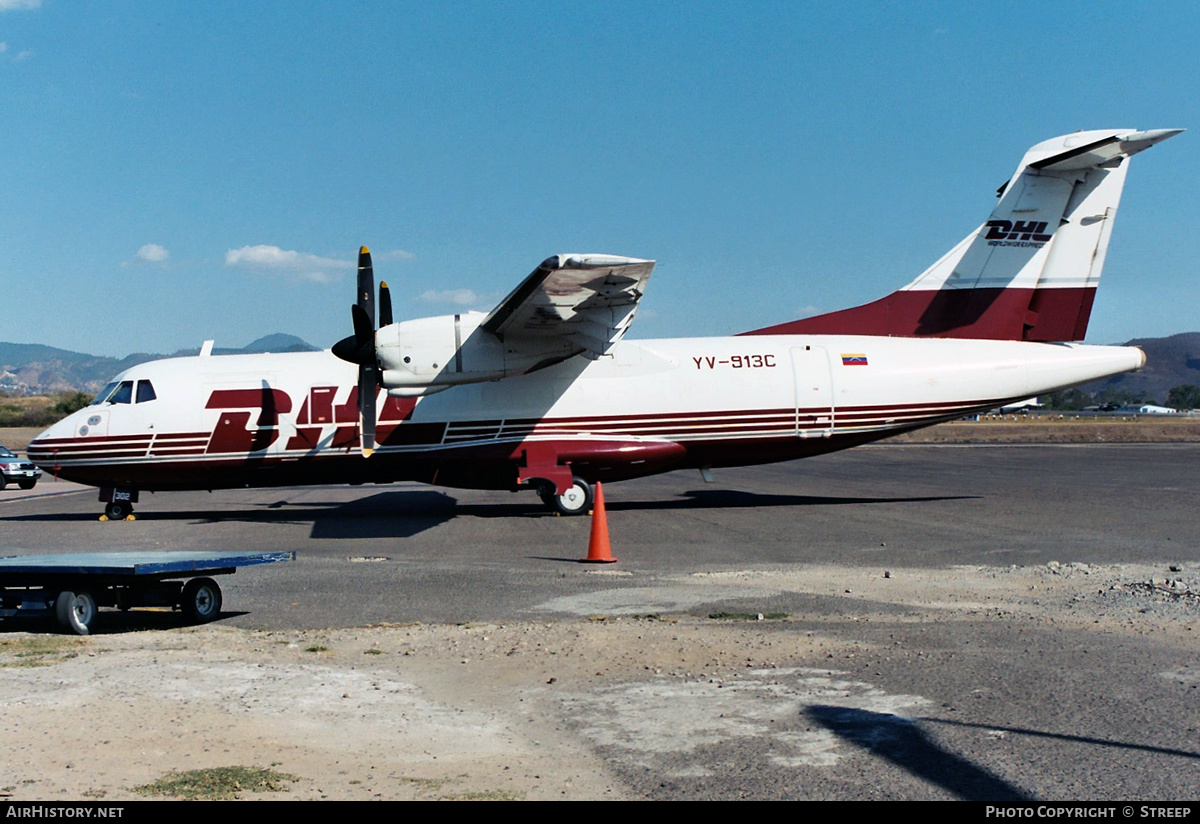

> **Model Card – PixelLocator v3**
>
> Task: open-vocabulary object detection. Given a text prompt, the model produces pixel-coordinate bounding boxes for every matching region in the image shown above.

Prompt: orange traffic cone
[580,481,617,563]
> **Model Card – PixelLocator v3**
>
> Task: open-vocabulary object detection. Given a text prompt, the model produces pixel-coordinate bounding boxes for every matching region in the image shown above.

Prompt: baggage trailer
[0,551,295,634]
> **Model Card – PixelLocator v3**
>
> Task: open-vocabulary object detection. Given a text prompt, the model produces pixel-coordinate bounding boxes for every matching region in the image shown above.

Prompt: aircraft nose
[27,412,82,460]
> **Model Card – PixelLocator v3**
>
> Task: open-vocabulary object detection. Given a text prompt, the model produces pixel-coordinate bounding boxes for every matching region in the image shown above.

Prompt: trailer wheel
[181,578,222,623]
[55,590,97,635]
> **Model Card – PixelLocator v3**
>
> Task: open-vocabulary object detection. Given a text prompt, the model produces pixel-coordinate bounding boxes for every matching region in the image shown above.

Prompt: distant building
[1134,404,1176,415]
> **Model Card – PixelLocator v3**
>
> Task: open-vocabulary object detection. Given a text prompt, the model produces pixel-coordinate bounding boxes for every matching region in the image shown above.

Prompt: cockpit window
[92,379,146,405]
[108,381,133,405]
[91,383,119,406]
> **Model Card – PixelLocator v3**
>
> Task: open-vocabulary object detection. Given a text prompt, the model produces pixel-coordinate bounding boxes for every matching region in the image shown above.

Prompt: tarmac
[1,443,1197,800]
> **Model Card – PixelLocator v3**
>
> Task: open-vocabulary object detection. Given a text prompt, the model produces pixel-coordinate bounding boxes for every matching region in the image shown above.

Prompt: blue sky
[2,0,1197,357]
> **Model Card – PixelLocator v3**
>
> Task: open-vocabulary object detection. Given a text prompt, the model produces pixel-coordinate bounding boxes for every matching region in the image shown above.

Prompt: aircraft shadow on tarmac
[1,489,977,541]
[806,705,1034,801]
[807,706,1200,799]
[925,716,1200,762]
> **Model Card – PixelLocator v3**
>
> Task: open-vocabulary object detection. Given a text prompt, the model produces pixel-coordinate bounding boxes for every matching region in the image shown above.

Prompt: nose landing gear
[99,488,138,521]
[103,501,134,521]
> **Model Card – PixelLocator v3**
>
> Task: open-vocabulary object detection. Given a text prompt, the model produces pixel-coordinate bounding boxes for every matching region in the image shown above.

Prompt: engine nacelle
[376,312,577,395]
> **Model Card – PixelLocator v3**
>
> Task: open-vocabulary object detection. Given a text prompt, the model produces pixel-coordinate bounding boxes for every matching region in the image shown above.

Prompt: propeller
[332,246,393,457]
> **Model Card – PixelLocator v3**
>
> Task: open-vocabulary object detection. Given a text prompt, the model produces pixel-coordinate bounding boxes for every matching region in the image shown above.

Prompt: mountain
[239,334,319,354]
[1079,333,1200,402]
[0,335,321,395]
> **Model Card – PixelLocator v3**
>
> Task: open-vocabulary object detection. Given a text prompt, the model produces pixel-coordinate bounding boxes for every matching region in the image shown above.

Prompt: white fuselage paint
[31,334,1144,486]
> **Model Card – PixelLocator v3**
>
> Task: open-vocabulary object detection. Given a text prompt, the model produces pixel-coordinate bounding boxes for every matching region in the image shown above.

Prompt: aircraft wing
[481,254,655,360]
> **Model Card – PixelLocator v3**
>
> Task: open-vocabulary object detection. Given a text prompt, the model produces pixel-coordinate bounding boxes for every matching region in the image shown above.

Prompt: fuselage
[27,334,1144,494]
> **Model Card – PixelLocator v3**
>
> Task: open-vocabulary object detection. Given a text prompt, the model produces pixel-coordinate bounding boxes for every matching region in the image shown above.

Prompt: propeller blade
[379,281,393,327]
[331,245,387,457]
[356,247,381,457]
[359,364,377,458]
[357,246,375,328]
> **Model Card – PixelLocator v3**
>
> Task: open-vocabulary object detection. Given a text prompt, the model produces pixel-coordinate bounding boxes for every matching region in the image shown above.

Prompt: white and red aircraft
[28,128,1181,520]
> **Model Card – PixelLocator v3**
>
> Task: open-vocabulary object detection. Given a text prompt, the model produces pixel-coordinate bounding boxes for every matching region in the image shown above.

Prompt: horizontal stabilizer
[1030,129,1184,171]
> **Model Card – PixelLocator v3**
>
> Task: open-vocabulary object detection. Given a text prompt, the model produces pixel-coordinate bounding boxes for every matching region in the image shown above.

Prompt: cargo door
[790,345,834,438]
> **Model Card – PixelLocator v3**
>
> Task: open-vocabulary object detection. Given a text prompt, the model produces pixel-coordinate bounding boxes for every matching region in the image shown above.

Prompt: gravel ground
[2,560,1196,801]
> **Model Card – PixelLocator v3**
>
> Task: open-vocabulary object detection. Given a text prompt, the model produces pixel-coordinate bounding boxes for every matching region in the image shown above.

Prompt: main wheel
[18,479,36,490]
[104,501,132,520]
[55,590,97,635]
[541,476,593,516]
[181,577,222,623]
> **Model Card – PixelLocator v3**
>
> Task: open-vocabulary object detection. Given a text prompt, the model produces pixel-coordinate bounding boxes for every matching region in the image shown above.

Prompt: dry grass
[891,414,1200,444]
[133,766,299,800]
[0,636,88,668]
[0,427,48,455]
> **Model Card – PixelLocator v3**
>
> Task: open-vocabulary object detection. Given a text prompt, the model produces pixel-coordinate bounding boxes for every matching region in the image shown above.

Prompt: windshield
[0,446,15,458]
[90,383,119,405]
[109,382,133,404]
[90,380,134,405]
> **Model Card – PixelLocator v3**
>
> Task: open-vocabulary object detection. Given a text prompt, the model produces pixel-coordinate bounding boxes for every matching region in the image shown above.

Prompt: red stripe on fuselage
[740,286,1096,342]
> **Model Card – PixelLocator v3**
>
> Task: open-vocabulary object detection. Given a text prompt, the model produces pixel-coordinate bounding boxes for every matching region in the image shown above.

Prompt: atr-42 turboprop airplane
[28,128,1181,520]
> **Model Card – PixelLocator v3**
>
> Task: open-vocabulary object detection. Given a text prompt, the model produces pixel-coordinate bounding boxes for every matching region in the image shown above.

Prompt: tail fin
[744,128,1182,341]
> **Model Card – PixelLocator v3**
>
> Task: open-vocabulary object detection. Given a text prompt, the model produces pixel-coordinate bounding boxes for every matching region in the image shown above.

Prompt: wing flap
[482,254,654,359]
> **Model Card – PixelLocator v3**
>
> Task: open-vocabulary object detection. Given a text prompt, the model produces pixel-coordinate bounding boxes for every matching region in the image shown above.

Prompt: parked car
[0,446,42,490]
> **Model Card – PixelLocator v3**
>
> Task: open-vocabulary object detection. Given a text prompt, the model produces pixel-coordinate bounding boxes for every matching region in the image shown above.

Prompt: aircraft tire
[181,578,223,624]
[18,479,36,490]
[104,501,131,521]
[545,476,593,516]
[55,590,96,636]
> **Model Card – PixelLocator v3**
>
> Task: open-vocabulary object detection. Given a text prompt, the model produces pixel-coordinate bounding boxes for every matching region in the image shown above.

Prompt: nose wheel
[539,476,593,515]
[103,501,133,521]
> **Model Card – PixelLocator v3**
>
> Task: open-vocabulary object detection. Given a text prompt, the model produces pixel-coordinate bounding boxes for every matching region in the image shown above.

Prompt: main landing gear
[538,476,594,516]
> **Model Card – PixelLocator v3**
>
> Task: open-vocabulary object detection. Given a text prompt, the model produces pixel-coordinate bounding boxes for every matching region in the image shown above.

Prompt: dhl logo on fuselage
[203,386,416,454]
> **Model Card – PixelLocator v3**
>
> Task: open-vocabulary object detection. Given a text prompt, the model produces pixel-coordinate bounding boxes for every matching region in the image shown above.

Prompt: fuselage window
[136,380,157,403]
[109,381,134,405]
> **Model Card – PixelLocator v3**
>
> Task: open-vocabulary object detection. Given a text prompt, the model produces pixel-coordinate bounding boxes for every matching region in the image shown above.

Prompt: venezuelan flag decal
[841,353,868,366]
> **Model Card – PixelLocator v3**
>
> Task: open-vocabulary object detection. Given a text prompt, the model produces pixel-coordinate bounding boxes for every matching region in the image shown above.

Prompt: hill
[0,335,320,395]
[1079,332,1200,403]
